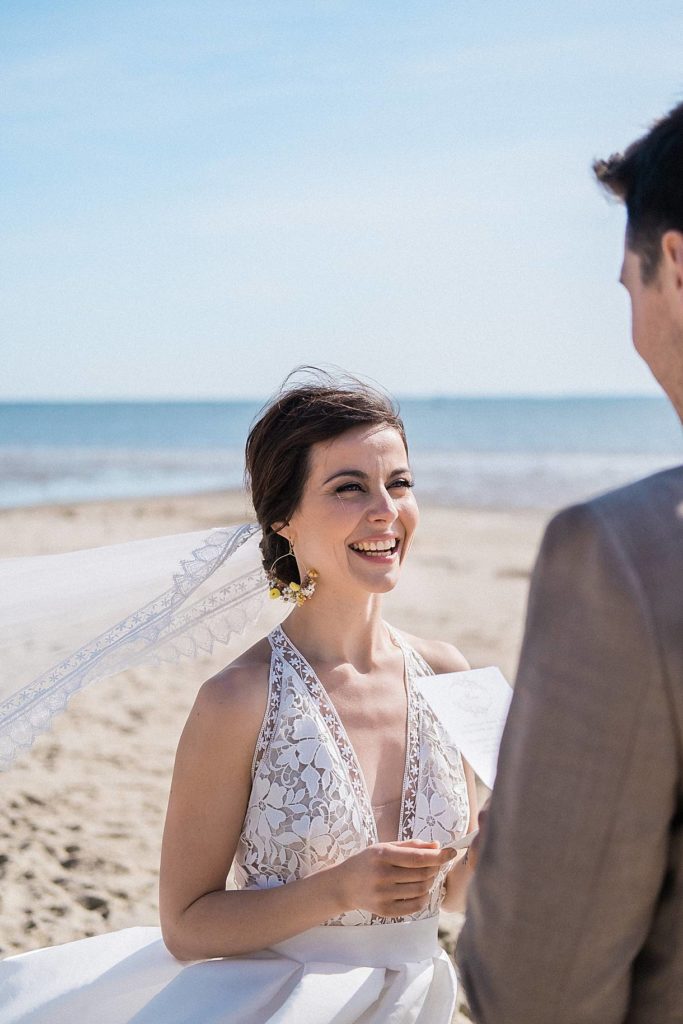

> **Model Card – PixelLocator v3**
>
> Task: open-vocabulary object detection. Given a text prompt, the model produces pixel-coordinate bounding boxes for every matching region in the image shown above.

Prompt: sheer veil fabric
[0,523,287,770]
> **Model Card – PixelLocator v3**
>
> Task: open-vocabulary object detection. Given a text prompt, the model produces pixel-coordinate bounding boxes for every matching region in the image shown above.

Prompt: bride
[1,370,478,1023]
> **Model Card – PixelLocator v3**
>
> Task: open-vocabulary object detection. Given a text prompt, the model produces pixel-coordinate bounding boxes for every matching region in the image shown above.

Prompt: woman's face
[282,424,419,597]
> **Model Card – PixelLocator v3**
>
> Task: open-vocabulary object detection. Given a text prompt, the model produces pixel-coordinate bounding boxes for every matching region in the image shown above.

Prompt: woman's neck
[280,587,390,669]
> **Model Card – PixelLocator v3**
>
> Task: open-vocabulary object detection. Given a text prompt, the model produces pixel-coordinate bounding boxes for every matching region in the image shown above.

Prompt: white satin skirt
[0,916,457,1023]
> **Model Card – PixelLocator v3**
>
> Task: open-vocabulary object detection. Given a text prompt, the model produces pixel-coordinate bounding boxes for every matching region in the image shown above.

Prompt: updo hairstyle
[245,368,407,584]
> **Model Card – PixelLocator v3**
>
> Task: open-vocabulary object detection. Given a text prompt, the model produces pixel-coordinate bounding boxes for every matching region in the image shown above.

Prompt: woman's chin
[354,570,402,595]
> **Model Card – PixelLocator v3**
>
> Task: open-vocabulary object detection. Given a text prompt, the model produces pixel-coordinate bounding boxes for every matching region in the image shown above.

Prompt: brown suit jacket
[458,465,683,1023]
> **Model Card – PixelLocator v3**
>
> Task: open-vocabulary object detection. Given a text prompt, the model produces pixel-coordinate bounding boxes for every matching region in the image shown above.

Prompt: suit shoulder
[544,463,683,558]
[398,631,470,674]
[587,463,683,525]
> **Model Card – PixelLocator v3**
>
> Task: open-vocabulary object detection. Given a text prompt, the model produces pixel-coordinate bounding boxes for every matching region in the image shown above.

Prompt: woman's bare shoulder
[190,636,272,733]
[398,630,470,675]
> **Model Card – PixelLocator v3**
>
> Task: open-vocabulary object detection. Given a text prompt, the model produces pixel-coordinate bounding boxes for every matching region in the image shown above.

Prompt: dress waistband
[269,915,443,968]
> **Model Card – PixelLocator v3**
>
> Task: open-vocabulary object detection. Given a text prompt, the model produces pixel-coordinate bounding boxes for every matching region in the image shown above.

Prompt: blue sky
[2,1,682,399]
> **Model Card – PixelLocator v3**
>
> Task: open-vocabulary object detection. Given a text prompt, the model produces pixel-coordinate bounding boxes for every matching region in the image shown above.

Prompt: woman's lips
[348,539,401,561]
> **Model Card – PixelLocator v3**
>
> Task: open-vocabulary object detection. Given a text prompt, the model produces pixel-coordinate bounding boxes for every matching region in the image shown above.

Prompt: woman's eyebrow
[322,467,411,485]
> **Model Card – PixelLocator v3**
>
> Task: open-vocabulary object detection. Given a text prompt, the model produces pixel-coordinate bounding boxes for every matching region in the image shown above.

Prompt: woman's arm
[159,657,456,961]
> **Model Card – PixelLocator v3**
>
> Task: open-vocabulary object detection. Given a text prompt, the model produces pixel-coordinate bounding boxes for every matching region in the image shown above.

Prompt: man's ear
[661,231,683,296]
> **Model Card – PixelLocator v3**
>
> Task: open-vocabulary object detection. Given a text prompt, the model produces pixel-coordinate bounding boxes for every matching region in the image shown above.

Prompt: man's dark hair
[594,100,683,282]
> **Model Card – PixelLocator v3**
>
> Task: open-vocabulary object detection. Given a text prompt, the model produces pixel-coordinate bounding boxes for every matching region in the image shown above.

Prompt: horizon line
[0,392,667,404]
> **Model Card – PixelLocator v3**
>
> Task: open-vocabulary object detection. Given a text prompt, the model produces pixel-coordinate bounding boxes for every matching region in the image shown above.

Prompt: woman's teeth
[349,539,398,556]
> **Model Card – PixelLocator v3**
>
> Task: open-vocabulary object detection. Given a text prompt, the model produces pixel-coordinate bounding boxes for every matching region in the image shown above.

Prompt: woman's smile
[348,535,401,562]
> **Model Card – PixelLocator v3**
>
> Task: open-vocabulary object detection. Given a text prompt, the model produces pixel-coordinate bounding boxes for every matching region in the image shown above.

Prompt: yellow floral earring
[267,541,319,606]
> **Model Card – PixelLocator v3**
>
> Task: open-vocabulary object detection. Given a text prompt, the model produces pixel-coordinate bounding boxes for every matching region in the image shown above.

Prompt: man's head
[594,102,683,418]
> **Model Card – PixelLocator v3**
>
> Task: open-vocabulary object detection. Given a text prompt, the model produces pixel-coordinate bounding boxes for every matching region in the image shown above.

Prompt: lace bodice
[233,624,470,926]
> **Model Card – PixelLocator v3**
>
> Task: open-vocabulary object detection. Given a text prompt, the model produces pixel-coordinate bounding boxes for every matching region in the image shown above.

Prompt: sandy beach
[0,490,549,1018]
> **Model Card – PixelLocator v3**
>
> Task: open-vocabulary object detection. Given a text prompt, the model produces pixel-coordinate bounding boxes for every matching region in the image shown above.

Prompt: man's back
[458,464,683,1023]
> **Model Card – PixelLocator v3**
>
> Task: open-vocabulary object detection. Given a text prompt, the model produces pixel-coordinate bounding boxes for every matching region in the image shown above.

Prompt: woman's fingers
[394,839,440,848]
[335,839,453,917]
[386,881,432,900]
[381,844,456,869]
[386,896,430,915]
[390,867,442,884]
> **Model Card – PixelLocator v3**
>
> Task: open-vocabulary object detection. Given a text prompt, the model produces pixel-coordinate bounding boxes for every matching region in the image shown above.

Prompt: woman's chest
[323,682,409,804]
[243,667,468,852]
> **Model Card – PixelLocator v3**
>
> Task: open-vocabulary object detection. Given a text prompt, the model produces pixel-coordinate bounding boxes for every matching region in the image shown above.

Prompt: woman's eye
[334,479,414,494]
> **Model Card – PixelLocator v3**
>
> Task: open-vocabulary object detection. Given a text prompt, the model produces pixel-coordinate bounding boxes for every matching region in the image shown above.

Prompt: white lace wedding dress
[1,624,470,1024]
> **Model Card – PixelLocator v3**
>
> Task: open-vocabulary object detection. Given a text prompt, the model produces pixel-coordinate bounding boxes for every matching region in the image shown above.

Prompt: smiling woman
[298,424,418,581]
[1,367,477,1024]
[245,367,413,583]
[263,426,418,598]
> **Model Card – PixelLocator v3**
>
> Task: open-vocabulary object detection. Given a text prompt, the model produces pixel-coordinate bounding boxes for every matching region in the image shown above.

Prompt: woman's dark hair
[245,367,407,584]
[593,100,683,282]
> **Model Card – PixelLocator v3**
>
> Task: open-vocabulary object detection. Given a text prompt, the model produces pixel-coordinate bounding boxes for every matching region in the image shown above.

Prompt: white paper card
[449,827,479,850]
[416,667,512,790]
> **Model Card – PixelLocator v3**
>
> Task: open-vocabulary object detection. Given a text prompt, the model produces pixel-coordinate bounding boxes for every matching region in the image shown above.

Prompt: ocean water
[0,398,680,511]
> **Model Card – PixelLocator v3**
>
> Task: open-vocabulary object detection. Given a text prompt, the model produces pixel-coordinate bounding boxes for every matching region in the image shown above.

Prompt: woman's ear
[271,522,291,542]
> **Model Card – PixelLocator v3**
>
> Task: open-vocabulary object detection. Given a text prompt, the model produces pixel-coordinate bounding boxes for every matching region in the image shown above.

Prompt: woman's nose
[368,489,397,521]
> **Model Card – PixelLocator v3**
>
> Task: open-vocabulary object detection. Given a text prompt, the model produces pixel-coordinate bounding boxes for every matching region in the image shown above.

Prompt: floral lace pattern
[233,624,470,926]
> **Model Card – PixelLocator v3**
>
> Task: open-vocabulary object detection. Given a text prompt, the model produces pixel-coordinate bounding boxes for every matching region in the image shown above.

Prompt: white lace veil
[0,523,288,770]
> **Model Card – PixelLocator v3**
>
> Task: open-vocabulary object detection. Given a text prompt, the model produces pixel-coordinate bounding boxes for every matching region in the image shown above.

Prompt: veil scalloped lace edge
[0,523,272,770]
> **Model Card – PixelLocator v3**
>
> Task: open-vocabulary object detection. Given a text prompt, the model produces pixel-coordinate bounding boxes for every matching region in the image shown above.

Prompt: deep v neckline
[271,624,420,846]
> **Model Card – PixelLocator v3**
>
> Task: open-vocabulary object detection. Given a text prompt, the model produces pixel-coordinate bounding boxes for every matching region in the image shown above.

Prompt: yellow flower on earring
[266,543,319,605]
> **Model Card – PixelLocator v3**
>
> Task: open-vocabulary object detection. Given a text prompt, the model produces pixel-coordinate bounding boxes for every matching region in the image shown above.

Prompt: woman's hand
[332,840,457,918]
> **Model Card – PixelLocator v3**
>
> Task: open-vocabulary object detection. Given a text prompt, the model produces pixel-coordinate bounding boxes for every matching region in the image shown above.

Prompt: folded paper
[416,667,512,791]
